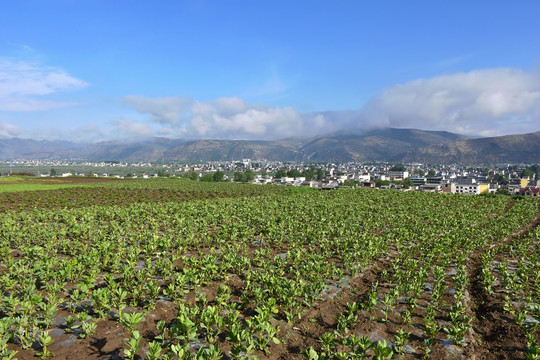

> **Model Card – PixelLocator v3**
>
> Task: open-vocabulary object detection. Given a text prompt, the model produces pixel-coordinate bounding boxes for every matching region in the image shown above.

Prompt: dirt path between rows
[467,200,540,359]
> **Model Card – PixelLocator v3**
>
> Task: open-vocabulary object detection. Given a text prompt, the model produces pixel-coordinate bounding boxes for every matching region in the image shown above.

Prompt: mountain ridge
[1,128,539,164]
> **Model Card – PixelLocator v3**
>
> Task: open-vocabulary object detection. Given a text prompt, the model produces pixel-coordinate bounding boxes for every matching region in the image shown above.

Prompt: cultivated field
[1,178,539,359]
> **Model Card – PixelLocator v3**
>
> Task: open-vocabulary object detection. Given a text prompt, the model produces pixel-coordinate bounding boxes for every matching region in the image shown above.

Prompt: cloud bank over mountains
[0,122,21,138]
[361,68,540,137]
[1,64,539,141]
[122,95,329,140]
[120,68,540,140]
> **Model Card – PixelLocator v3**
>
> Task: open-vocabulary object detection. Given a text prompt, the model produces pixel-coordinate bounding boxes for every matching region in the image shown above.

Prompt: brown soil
[0,187,237,212]
[4,196,540,360]
[0,177,122,185]
[465,200,540,360]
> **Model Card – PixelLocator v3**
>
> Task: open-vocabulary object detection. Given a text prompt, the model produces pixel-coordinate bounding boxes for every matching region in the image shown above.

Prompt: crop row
[0,186,538,359]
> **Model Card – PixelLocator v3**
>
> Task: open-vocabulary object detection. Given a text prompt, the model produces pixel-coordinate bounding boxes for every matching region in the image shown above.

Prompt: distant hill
[162,128,467,162]
[299,128,468,162]
[397,131,540,164]
[163,139,306,162]
[0,138,87,160]
[79,138,187,162]
[0,137,186,162]
[1,128,539,164]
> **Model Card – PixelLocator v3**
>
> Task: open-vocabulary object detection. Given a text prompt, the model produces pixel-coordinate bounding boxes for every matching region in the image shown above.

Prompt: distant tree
[522,168,534,179]
[275,169,287,178]
[244,170,255,181]
[287,169,301,178]
[213,171,225,182]
[530,165,540,179]
[413,169,425,177]
[493,174,508,185]
[50,168,56,176]
[344,180,359,187]
[200,174,214,182]
[316,168,325,180]
[402,178,414,189]
[126,173,133,178]
[301,169,314,181]
[427,170,436,177]
[183,171,199,181]
[234,171,245,182]
[375,179,390,188]
[389,164,406,171]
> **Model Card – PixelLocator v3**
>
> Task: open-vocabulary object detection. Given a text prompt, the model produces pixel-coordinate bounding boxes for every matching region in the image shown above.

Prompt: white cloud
[0,59,88,111]
[122,96,195,125]
[124,95,332,139]
[114,120,153,137]
[123,68,540,141]
[0,122,22,138]
[359,68,540,136]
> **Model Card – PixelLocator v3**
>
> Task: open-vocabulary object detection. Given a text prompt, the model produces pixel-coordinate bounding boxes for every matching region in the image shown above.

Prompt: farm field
[0,179,539,359]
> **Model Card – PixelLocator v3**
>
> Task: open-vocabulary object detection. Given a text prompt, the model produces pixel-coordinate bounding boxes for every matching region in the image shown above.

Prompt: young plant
[80,320,97,339]
[123,330,142,360]
[36,330,54,359]
[393,329,410,355]
[146,341,164,360]
[120,312,145,336]
[372,340,394,360]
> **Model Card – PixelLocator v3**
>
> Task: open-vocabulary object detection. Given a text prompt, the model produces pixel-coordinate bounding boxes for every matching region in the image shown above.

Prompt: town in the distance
[3,159,539,198]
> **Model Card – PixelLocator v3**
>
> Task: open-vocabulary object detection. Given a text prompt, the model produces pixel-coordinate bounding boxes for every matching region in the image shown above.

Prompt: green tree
[287,169,301,178]
[521,168,534,179]
[213,171,225,182]
[390,164,406,171]
[427,170,436,177]
[50,168,57,176]
[301,169,314,181]
[234,172,245,182]
[402,178,414,189]
[275,169,287,178]
[530,165,540,179]
[184,171,199,181]
[493,174,508,185]
[200,174,214,182]
[244,170,255,181]
[375,179,390,188]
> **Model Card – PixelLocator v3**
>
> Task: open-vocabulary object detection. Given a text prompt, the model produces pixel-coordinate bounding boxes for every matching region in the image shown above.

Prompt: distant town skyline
[1,1,540,142]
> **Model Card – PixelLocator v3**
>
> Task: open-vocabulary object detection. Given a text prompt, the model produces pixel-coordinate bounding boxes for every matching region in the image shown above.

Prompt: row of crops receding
[0,180,539,359]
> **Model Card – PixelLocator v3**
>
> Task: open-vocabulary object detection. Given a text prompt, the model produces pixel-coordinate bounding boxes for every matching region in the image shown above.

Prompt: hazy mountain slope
[3,128,538,164]
[77,138,186,162]
[397,131,540,164]
[300,128,469,162]
[163,139,304,162]
[0,138,86,160]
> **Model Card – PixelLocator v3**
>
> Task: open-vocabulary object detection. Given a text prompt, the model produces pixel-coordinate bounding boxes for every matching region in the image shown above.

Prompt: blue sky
[1,1,540,142]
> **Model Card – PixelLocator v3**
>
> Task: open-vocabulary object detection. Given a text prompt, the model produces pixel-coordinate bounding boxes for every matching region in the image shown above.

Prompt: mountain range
[1,128,539,164]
